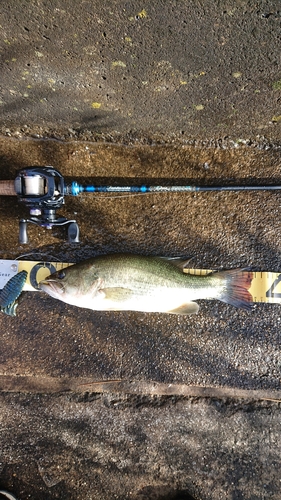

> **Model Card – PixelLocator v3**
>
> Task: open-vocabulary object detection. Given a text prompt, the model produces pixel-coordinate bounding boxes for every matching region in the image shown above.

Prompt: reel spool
[14,166,79,244]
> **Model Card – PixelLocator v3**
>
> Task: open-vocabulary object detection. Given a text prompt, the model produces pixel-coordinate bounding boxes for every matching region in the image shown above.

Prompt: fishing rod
[68,183,281,194]
[0,166,280,244]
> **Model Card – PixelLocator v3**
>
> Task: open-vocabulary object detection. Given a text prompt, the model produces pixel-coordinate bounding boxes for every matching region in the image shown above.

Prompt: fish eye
[57,270,66,279]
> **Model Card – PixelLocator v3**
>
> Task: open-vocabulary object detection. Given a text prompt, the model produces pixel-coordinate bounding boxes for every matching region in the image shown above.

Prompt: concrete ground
[1,0,281,142]
[0,1,281,499]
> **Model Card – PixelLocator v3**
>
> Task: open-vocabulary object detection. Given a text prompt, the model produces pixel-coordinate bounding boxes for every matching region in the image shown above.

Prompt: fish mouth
[39,279,65,297]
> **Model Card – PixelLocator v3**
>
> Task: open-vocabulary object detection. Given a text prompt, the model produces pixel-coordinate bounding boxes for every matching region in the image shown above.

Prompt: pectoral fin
[168,301,199,315]
[102,287,134,302]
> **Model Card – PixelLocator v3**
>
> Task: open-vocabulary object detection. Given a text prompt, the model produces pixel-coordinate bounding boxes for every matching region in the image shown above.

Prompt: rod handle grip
[0,180,17,196]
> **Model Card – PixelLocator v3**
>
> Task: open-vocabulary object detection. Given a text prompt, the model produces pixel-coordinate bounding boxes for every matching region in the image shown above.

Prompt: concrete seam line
[0,375,280,402]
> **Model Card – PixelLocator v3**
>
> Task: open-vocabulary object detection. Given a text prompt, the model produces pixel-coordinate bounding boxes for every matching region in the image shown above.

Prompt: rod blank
[67,182,281,196]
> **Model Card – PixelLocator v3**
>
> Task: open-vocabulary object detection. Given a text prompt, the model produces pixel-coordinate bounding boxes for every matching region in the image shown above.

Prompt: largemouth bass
[39,254,253,315]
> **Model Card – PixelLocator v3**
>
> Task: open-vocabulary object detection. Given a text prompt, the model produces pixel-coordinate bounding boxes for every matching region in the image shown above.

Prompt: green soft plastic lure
[0,270,27,316]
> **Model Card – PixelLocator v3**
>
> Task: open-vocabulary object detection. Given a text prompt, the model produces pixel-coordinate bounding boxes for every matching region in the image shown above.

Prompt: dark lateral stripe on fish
[0,271,28,308]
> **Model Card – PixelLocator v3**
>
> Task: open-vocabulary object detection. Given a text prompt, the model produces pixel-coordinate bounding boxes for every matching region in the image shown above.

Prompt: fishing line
[15,252,61,261]
[77,191,157,201]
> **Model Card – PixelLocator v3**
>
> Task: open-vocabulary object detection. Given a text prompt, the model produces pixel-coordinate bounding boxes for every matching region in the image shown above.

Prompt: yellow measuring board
[249,271,281,304]
[0,260,281,304]
[17,261,75,291]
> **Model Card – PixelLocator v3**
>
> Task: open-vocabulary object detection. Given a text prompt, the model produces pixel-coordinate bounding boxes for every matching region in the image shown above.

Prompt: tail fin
[216,269,253,310]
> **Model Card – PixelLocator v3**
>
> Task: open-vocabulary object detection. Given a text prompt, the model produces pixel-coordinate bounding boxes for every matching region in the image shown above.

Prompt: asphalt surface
[0,1,281,499]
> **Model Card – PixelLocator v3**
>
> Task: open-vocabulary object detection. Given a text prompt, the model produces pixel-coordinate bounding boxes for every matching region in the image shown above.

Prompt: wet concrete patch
[0,136,280,500]
[0,136,280,395]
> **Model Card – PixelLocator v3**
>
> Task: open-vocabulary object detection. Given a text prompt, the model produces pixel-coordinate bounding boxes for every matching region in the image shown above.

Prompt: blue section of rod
[67,181,281,196]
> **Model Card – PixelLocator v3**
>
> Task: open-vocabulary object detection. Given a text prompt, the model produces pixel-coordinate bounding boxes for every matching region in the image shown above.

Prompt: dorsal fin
[159,257,192,270]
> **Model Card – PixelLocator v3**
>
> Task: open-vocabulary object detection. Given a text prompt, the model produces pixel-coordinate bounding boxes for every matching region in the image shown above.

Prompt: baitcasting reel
[14,166,79,244]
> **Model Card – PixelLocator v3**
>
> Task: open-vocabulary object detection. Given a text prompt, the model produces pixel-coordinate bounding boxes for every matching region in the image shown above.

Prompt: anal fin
[168,301,199,315]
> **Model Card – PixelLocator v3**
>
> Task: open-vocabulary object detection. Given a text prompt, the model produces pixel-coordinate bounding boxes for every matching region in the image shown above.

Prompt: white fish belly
[88,288,195,313]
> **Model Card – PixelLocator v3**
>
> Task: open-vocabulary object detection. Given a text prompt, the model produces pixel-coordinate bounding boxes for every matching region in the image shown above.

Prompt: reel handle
[19,220,28,245]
